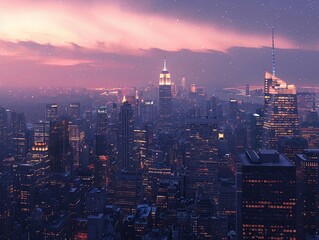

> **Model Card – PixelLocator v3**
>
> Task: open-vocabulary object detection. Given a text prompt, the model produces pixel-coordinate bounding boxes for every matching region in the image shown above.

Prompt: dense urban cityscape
[1,1,319,240]
[0,57,319,239]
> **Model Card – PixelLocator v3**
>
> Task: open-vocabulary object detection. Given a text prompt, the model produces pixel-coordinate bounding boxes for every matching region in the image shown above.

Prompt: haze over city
[1,1,319,240]
[0,0,319,88]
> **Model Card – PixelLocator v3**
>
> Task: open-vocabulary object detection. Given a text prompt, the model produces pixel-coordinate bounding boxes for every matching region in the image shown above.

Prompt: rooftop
[240,149,294,167]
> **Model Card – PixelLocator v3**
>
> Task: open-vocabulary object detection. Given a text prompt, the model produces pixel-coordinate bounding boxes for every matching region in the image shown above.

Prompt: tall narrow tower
[158,60,172,130]
[262,28,299,149]
[118,98,134,171]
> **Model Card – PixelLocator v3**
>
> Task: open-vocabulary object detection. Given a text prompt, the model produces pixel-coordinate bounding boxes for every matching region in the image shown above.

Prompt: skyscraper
[0,108,7,160]
[296,150,319,238]
[34,121,50,144]
[158,60,172,130]
[46,103,58,122]
[96,106,108,156]
[118,99,134,171]
[229,98,238,120]
[69,103,81,122]
[185,117,219,201]
[238,150,297,239]
[49,119,70,172]
[262,72,299,149]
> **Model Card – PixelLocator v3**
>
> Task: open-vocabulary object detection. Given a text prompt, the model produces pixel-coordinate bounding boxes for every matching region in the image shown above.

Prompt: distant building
[45,103,58,122]
[118,100,134,171]
[278,136,308,165]
[229,99,238,120]
[69,103,81,122]
[158,60,173,130]
[297,92,316,122]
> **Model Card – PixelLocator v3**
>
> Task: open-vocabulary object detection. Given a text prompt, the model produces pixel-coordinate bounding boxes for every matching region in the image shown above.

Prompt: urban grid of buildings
[0,57,319,240]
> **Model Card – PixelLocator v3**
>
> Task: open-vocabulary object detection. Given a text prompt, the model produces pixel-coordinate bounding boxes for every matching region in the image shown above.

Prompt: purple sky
[0,0,318,88]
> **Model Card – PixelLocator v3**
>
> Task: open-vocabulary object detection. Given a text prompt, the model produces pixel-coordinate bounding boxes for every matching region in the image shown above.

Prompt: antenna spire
[163,59,167,71]
[272,27,276,76]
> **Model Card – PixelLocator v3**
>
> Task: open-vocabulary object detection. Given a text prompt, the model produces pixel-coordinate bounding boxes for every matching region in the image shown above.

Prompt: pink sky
[0,1,316,88]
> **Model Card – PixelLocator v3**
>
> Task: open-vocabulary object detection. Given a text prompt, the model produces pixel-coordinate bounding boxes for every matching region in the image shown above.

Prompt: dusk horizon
[1,1,319,88]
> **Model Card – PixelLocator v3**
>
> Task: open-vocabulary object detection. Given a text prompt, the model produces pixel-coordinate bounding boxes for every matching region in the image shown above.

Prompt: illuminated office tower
[96,106,108,156]
[114,171,142,214]
[158,60,173,130]
[29,142,50,185]
[296,150,319,238]
[97,106,108,136]
[69,124,81,170]
[238,150,297,239]
[46,103,58,122]
[69,103,81,122]
[13,163,43,227]
[118,99,134,171]
[185,118,218,201]
[34,121,50,144]
[262,72,299,149]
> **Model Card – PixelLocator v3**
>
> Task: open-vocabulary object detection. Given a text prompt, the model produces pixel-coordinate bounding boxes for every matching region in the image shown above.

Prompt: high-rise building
[46,104,58,122]
[97,106,108,136]
[69,103,81,122]
[69,124,81,170]
[96,106,108,156]
[238,150,297,239]
[34,121,50,144]
[296,150,319,238]
[29,142,50,185]
[229,99,238,120]
[250,109,263,150]
[158,60,172,130]
[118,99,134,171]
[11,112,27,161]
[49,120,70,173]
[278,136,308,165]
[262,72,299,149]
[0,107,8,160]
[185,117,218,201]
[297,92,316,122]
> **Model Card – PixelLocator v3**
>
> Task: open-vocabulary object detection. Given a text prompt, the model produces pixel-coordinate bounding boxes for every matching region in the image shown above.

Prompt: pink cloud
[0,1,297,54]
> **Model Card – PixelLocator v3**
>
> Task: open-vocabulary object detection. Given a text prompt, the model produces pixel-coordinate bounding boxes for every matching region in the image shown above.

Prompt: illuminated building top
[265,71,296,94]
[159,60,171,86]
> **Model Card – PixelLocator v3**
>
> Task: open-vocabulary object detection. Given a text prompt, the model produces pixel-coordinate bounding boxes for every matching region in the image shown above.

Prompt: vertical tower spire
[272,27,276,76]
[163,59,167,72]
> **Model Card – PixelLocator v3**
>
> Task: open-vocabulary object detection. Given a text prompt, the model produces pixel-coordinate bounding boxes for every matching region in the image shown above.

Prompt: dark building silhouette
[297,149,319,238]
[49,120,70,172]
[278,136,308,165]
[238,149,297,239]
[118,99,134,171]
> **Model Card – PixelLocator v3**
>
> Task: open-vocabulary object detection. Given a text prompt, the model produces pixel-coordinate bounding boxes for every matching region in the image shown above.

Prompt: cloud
[0,1,297,54]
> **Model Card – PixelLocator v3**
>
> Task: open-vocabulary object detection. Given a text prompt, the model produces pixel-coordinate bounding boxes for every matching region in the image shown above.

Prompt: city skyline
[0,1,319,88]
